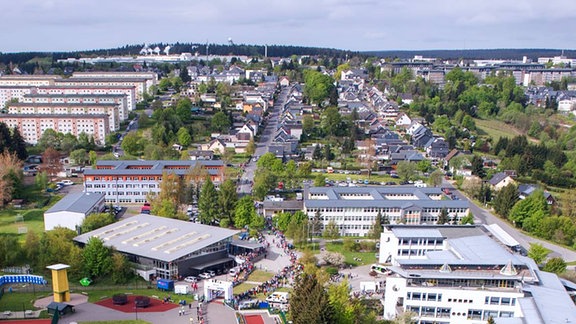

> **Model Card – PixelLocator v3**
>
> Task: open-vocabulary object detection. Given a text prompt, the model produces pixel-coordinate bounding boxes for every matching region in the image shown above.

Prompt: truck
[141,202,151,214]
[157,279,174,291]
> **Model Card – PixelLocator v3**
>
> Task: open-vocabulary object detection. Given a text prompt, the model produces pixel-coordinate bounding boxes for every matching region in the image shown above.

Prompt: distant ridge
[362,48,576,60]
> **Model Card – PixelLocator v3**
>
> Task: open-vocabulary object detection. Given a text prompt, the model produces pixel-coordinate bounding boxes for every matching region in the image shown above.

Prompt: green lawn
[233,283,257,295]
[246,270,274,283]
[321,241,378,267]
[475,118,519,140]
[0,291,52,312]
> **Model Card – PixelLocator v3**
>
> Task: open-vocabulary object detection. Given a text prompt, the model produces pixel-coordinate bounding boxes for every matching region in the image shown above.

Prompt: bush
[359,241,376,252]
[220,218,230,228]
[35,196,51,208]
[325,266,339,276]
[343,238,359,252]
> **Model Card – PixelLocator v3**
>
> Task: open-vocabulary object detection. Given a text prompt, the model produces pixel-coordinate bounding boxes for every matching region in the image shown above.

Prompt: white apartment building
[33,85,136,112]
[0,86,33,108]
[21,93,129,121]
[7,102,120,132]
[303,186,469,237]
[379,225,576,323]
[0,113,109,145]
[522,69,574,87]
[0,75,61,87]
[54,77,149,101]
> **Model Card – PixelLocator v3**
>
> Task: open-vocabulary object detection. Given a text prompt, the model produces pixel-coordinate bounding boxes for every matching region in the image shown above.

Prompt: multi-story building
[0,75,61,87]
[7,102,120,132]
[32,85,136,112]
[21,93,129,121]
[0,85,34,108]
[303,186,469,237]
[0,113,109,144]
[379,225,576,323]
[73,71,157,88]
[54,77,149,101]
[83,160,225,204]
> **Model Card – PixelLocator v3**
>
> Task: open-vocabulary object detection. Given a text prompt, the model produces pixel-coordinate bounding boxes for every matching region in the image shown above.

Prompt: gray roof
[521,270,576,323]
[46,192,105,214]
[73,214,239,263]
[304,186,468,209]
[489,172,510,186]
[391,227,443,239]
[84,160,224,176]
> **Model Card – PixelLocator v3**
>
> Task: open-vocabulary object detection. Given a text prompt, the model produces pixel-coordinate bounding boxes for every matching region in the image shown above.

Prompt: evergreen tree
[290,274,334,324]
[82,237,113,278]
[9,127,27,160]
[218,179,238,224]
[367,211,383,239]
[471,155,486,178]
[313,144,323,160]
[437,208,450,224]
[198,176,219,224]
[493,183,518,219]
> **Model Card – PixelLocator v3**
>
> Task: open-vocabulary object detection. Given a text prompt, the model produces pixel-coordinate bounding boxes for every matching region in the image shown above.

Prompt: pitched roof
[46,192,104,214]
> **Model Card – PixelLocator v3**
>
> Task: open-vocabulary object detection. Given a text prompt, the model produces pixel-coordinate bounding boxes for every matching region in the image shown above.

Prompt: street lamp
[134,301,138,320]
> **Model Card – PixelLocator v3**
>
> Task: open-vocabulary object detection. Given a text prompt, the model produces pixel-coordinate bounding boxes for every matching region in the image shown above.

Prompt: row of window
[485,296,516,306]
[87,184,157,189]
[307,208,468,214]
[406,292,442,302]
[407,306,513,320]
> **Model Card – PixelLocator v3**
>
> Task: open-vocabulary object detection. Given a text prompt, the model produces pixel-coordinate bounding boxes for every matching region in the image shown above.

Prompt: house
[188,150,214,161]
[279,76,290,87]
[44,192,106,231]
[425,137,449,159]
[518,184,556,205]
[395,113,412,129]
[201,139,227,154]
[488,171,516,191]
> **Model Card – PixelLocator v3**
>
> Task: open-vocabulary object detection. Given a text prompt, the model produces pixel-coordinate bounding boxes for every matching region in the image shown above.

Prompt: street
[238,87,289,195]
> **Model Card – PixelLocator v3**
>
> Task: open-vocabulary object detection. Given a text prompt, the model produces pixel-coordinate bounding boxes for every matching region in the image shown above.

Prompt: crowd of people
[233,230,303,308]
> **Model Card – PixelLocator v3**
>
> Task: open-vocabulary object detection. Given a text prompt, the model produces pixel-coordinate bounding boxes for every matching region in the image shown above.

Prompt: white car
[61,180,74,186]
[199,272,211,279]
[184,276,198,283]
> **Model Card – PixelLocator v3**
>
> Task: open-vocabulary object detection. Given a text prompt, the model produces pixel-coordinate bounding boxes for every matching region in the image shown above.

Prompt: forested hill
[363,48,576,60]
[0,43,357,65]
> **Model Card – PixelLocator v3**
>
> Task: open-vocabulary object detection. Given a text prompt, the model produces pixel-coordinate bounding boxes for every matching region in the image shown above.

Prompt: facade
[0,113,109,145]
[83,160,225,204]
[379,225,576,324]
[22,93,129,121]
[54,77,148,101]
[33,85,137,112]
[0,75,61,87]
[303,186,469,237]
[72,71,157,90]
[6,102,120,132]
[0,86,34,108]
[44,192,106,231]
[73,214,239,280]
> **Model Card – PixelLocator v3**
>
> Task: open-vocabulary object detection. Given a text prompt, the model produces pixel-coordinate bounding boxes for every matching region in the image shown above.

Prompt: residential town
[0,45,576,324]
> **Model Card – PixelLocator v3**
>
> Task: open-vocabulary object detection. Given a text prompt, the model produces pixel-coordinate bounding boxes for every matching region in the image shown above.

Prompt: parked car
[199,272,211,279]
[184,276,198,283]
[61,180,74,186]
[208,270,216,277]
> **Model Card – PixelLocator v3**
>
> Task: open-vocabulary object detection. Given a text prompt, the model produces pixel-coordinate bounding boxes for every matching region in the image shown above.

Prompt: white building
[44,192,106,231]
[33,85,137,112]
[21,93,129,121]
[54,77,149,101]
[379,225,576,323]
[6,102,120,132]
[303,186,469,237]
[0,113,109,145]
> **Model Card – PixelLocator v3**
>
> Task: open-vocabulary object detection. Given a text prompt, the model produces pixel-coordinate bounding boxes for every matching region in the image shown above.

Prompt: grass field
[319,241,378,267]
[233,283,258,295]
[246,270,274,283]
[475,118,521,140]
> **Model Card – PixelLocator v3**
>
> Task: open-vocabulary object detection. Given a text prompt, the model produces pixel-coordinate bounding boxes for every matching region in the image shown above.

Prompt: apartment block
[21,93,129,121]
[7,102,120,132]
[0,113,109,145]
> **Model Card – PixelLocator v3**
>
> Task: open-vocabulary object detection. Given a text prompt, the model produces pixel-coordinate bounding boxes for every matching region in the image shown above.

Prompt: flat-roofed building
[44,192,106,231]
[55,77,148,101]
[379,225,576,323]
[73,214,240,280]
[33,85,136,112]
[0,75,61,87]
[0,113,109,145]
[7,102,120,131]
[83,160,225,204]
[0,86,34,108]
[73,71,157,89]
[304,186,469,237]
[22,93,129,121]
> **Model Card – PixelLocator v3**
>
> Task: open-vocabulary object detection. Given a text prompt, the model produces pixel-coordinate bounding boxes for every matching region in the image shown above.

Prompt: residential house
[395,113,412,129]
[425,137,449,159]
[488,171,516,191]
[518,184,556,205]
[188,150,214,160]
[201,139,227,154]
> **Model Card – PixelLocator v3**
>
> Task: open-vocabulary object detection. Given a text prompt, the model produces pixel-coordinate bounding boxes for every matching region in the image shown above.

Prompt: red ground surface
[244,314,265,324]
[0,321,50,324]
[95,295,179,313]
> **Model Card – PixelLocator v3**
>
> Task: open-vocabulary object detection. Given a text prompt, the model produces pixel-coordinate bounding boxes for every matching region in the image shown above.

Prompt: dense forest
[364,48,576,60]
[0,43,358,66]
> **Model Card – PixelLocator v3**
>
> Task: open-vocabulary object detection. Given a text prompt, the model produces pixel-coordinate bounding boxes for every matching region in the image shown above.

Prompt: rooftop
[45,192,105,215]
[73,214,239,262]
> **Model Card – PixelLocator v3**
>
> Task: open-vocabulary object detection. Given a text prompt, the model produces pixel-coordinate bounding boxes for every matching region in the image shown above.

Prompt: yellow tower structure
[47,264,71,302]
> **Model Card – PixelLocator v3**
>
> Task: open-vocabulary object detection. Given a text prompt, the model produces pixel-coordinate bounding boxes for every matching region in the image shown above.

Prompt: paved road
[238,87,289,195]
[443,179,576,262]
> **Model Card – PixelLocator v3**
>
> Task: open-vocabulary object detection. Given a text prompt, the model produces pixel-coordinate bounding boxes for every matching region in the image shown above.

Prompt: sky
[1,0,576,53]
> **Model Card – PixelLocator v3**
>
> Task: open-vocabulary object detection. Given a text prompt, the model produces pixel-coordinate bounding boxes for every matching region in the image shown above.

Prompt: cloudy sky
[1,0,575,53]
